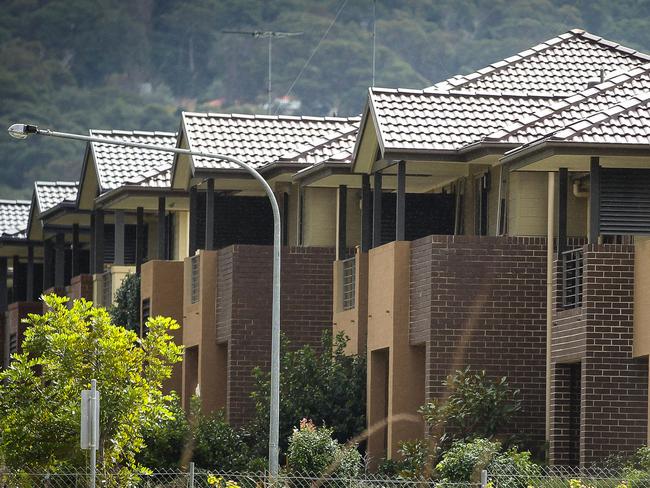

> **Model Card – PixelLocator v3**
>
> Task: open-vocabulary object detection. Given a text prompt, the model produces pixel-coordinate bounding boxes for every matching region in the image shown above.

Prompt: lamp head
[8,124,39,140]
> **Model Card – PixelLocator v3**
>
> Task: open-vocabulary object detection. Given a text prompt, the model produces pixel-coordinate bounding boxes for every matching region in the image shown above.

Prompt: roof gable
[278,127,359,166]
[428,29,650,96]
[35,181,79,214]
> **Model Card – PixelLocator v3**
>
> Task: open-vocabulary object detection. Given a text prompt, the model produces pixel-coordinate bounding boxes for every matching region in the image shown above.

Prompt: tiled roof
[0,200,30,239]
[278,127,359,165]
[428,29,650,95]
[35,181,78,213]
[90,130,177,192]
[181,112,359,170]
[545,92,650,144]
[370,88,553,152]
[485,63,650,144]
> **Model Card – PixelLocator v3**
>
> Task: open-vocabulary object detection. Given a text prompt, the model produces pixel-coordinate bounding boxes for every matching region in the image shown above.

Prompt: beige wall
[182,250,223,413]
[92,265,135,307]
[303,187,337,247]
[332,251,368,355]
[508,171,548,237]
[634,237,650,358]
[140,260,184,394]
[366,241,425,465]
[174,211,190,260]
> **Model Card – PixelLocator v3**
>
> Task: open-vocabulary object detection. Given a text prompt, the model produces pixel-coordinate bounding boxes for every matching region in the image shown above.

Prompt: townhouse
[1,27,650,469]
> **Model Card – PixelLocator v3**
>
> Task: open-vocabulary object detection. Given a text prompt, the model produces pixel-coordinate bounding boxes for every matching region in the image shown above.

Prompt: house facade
[1,27,649,468]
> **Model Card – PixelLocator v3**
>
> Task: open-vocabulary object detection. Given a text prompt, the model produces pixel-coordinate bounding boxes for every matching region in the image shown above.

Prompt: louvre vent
[600,169,650,235]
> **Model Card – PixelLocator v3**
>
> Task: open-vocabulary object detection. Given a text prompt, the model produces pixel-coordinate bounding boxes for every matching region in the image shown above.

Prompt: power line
[275,0,349,114]
[222,30,303,114]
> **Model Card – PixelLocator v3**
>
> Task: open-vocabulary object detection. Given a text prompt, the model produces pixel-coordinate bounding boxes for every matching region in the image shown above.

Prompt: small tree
[0,295,183,473]
[249,331,366,456]
[109,272,141,333]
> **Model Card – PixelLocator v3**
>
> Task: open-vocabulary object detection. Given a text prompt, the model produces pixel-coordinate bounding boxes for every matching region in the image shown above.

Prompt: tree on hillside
[0,295,183,474]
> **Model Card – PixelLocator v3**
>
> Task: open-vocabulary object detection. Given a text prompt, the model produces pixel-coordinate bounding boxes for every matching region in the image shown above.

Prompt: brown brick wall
[68,274,94,302]
[409,235,548,450]
[550,244,648,466]
[216,245,335,426]
[7,301,43,356]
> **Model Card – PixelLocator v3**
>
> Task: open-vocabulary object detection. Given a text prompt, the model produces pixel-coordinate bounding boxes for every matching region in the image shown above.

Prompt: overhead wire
[274,0,349,114]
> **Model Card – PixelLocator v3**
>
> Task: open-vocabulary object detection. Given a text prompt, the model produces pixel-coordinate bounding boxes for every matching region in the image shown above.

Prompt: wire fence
[486,464,650,488]
[0,469,480,488]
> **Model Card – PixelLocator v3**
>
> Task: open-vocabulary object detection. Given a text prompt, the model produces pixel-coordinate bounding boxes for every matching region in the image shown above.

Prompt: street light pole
[8,123,283,476]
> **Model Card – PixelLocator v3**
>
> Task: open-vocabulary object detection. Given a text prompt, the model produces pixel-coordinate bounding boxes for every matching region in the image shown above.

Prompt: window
[102,271,112,307]
[190,255,201,304]
[8,333,17,357]
[341,257,356,310]
[562,248,584,308]
[141,298,151,334]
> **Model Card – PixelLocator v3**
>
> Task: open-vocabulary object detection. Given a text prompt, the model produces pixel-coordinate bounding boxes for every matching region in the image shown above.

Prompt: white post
[189,461,195,488]
[481,469,488,488]
[90,379,98,488]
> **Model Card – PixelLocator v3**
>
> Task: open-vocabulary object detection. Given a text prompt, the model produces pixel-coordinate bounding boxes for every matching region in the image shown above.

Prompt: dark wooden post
[71,224,80,278]
[0,257,7,312]
[361,174,371,252]
[189,186,198,256]
[558,168,568,254]
[12,256,22,301]
[114,211,125,266]
[94,209,105,273]
[337,185,347,260]
[396,160,406,241]
[589,157,600,244]
[43,239,53,290]
[282,192,289,246]
[89,212,95,273]
[26,244,35,301]
[54,232,65,289]
[136,207,144,275]
[205,179,215,251]
[372,172,383,248]
[158,197,167,259]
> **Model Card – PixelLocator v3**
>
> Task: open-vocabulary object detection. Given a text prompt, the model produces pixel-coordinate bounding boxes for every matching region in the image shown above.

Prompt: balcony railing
[341,257,356,311]
[562,248,584,308]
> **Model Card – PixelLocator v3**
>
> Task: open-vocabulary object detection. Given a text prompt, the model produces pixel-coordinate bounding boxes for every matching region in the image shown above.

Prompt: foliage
[435,438,539,485]
[285,419,362,477]
[420,367,521,447]
[250,331,366,455]
[109,273,141,333]
[140,395,255,471]
[5,1,650,197]
[0,295,183,473]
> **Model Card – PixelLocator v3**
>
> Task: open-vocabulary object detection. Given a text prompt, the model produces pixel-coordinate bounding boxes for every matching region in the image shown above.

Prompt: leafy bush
[193,409,252,471]
[420,367,521,448]
[286,419,362,477]
[250,331,366,455]
[109,272,141,333]
[139,394,190,469]
[435,438,539,486]
[0,295,183,472]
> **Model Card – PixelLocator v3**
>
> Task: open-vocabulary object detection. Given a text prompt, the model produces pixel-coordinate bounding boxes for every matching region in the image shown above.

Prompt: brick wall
[410,235,548,451]
[216,245,335,426]
[550,244,648,466]
[68,274,94,302]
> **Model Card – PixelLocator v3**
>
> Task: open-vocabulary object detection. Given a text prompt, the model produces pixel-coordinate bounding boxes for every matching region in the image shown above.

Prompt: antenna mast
[223,30,303,113]
[372,0,376,87]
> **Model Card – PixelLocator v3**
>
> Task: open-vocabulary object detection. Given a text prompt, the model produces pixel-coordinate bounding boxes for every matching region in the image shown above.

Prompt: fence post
[189,462,195,488]
[481,469,488,488]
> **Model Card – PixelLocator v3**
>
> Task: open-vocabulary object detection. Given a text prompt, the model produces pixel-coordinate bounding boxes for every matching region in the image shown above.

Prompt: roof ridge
[90,129,177,137]
[427,29,650,92]
[372,86,560,99]
[550,92,650,140]
[0,199,30,205]
[35,180,79,187]
[485,62,650,141]
[183,111,360,123]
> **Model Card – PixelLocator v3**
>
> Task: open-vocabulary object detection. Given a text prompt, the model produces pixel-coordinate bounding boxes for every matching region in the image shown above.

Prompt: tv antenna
[222,30,303,113]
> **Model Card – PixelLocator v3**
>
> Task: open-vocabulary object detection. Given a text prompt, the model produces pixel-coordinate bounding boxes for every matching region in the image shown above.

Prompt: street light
[8,122,283,476]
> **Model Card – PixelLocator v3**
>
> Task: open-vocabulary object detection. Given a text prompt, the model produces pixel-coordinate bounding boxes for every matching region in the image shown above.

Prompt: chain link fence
[0,468,480,488]
[486,464,650,488]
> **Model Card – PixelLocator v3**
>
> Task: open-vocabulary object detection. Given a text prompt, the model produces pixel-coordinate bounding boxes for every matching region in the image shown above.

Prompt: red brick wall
[410,235,548,451]
[550,244,648,466]
[7,301,44,356]
[216,245,335,426]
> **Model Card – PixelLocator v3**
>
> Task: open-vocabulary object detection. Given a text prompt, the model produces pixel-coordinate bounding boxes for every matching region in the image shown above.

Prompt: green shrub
[139,394,190,469]
[109,273,141,333]
[193,409,251,471]
[286,419,362,477]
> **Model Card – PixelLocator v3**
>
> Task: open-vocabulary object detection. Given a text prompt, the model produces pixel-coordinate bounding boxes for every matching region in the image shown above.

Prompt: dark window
[141,298,151,334]
[8,333,17,357]
[562,248,584,309]
[104,224,148,265]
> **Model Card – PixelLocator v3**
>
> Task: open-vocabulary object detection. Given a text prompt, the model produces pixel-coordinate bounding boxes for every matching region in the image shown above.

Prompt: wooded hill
[2,0,650,196]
